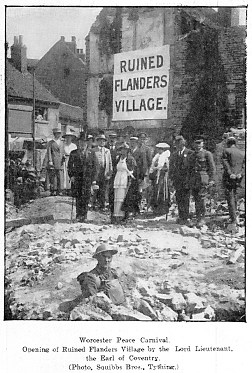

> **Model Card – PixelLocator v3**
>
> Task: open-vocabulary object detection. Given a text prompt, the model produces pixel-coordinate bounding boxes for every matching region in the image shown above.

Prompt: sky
[6,6,102,59]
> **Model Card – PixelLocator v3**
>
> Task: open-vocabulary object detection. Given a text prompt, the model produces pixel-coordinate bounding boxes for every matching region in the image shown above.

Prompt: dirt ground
[5,195,245,321]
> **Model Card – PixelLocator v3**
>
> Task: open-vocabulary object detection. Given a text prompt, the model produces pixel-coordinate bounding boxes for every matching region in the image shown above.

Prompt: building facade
[85,7,246,146]
[34,36,87,117]
[7,36,60,140]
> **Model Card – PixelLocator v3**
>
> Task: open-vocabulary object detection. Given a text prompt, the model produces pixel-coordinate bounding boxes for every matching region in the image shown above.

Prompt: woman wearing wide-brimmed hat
[62,129,77,194]
[113,143,139,224]
[149,142,171,215]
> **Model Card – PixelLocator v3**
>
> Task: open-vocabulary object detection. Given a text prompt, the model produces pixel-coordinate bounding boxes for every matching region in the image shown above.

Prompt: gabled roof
[7,60,59,105]
[59,102,83,121]
[36,39,86,69]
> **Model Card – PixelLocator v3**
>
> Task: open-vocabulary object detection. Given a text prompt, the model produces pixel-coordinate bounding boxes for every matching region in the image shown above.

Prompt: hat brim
[93,248,118,258]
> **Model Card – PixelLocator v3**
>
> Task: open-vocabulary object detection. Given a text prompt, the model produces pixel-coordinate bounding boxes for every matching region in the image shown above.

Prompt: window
[64,67,70,78]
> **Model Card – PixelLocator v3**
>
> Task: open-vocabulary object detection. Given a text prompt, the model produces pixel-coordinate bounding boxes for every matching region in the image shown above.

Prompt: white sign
[113,45,170,121]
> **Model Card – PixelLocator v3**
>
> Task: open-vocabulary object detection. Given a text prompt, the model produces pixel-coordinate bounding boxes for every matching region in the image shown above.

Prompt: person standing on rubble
[149,142,171,215]
[169,135,193,225]
[222,136,245,229]
[62,129,77,195]
[68,132,98,222]
[187,137,216,228]
[45,125,64,196]
[77,244,125,305]
[93,134,113,211]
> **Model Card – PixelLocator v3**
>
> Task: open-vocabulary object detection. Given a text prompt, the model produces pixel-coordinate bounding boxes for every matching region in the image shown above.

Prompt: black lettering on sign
[147,98,155,110]
[153,76,160,88]
[156,97,164,110]
[115,100,122,112]
[146,76,153,89]
[157,55,164,68]
[149,56,155,69]
[139,99,147,111]
[120,60,126,73]
[126,100,132,112]
[160,75,168,88]
[140,77,146,89]
[115,79,121,92]
[133,77,139,90]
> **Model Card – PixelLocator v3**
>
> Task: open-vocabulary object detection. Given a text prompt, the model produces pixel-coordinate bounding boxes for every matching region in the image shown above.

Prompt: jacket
[68,148,98,182]
[222,145,245,187]
[169,147,193,189]
[188,149,216,189]
[132,145,152,180]
[94,147,113,180]
[46,139,64,170]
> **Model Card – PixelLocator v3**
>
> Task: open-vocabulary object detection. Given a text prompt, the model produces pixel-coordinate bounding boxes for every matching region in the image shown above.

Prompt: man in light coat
[46,125,64,196]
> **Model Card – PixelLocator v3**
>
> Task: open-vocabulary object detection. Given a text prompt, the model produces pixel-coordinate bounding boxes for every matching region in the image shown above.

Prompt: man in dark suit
[169,135,193,224]
[188,137,216,227]
[46,125,64,196]
[222,137,245,226]
[93,134,113,210]
[68,133,98,222]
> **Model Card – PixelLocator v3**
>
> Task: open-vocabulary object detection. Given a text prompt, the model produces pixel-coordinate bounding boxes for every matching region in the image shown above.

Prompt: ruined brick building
[85,7,246,148]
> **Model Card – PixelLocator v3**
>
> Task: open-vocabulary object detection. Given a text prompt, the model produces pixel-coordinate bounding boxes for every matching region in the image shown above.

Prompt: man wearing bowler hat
[68,132,98,222]
[77,244,125,305]
[187,136,216,227]
[94,134,113,211]
[169,135,193,224]
[45,124,64,196]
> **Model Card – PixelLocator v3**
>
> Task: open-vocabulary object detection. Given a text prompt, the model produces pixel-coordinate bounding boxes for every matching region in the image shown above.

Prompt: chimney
[231,8,240,26]
[10,35,27,73]
[217,7,232,27]
[70,36,77,54]
[60,36,65,41]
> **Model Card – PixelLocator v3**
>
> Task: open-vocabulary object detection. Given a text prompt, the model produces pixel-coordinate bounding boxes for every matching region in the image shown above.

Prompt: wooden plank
[5,214,54,229]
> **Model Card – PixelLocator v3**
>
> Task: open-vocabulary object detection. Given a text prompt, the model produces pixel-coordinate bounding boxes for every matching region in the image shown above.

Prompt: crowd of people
[41,126,245,229]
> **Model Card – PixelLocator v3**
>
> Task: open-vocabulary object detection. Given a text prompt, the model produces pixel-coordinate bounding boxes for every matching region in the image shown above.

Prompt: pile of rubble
[5,215,245,321]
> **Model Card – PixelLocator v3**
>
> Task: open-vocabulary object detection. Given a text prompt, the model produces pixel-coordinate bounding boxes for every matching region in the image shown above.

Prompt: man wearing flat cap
[187,136,216,227]
[222,136,245,228]
[77,244,125,305]
[68,132,98,222]
[169,135,193,224]
[94,134,113,211]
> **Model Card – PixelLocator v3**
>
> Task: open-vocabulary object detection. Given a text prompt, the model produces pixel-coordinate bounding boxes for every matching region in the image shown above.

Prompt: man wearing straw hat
[77,244,125,305]
[46,124,64,196]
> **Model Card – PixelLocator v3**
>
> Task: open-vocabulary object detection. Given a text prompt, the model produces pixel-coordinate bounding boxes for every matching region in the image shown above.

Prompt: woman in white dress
[149,143,171,215]
[63,130,77,194]
[113,143,136,223]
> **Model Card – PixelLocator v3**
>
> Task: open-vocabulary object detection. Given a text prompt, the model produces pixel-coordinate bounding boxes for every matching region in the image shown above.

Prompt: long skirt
[63,156,71,190]
[150,171,170,214]
[114,187,127,217]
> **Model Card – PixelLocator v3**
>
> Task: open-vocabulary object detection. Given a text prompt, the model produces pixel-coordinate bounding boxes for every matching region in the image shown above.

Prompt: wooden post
[32,69,36,171]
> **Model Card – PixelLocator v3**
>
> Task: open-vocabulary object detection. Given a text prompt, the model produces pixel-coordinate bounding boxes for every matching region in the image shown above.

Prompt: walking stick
[70,181,75,223]
[71,194,74,223]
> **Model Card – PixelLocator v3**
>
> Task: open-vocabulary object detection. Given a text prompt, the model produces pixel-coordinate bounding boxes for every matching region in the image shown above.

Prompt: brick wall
[218,26,246,129]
